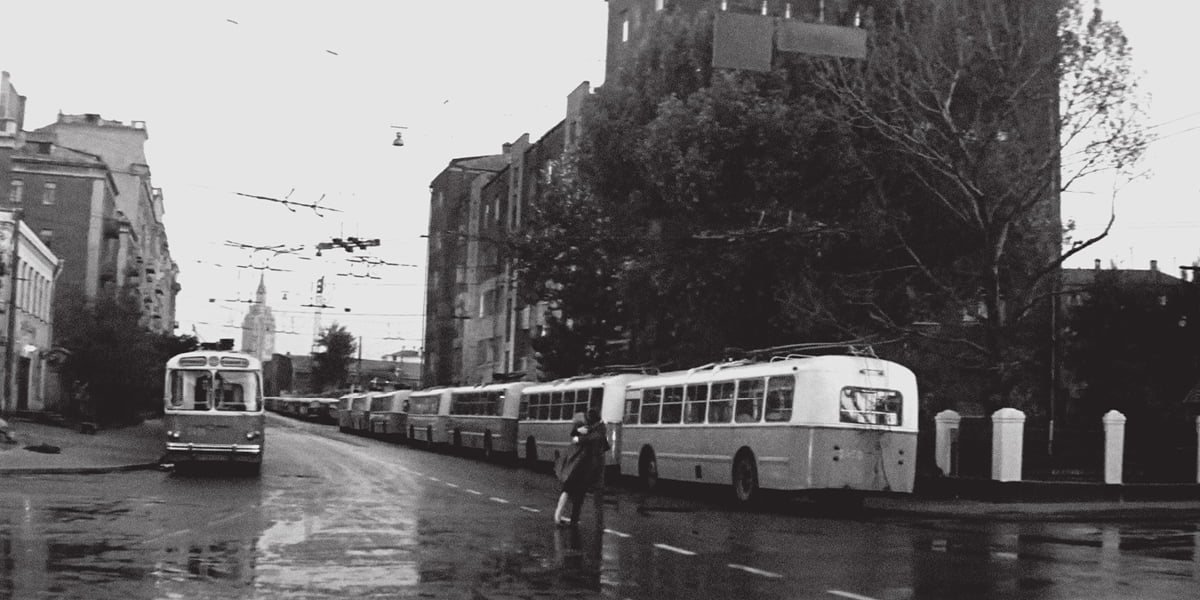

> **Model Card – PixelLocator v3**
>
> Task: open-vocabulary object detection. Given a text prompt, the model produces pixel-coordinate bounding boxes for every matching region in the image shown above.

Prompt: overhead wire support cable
[235,191,343,217]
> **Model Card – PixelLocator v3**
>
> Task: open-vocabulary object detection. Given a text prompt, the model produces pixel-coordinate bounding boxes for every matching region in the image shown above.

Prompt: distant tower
[241,274,276,361]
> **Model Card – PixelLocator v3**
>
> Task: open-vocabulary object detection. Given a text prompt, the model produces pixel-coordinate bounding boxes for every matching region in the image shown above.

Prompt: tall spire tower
[241,274,277,361]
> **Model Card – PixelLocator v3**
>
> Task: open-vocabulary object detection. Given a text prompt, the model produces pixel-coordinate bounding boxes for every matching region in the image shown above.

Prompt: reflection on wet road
[1,414,1198,599]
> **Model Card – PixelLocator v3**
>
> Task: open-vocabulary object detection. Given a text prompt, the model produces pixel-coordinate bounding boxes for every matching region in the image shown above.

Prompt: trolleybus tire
[483,431,494,460]
[639,447,659,491]
[731,450,759,506]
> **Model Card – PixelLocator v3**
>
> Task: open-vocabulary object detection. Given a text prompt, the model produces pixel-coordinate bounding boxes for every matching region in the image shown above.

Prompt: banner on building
[776,20,868,60]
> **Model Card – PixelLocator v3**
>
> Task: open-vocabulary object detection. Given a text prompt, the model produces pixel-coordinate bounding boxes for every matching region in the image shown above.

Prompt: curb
[0,461,164,476]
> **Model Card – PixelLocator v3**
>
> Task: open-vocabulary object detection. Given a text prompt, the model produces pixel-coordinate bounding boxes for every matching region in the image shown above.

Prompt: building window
[7,180,22,203]
[621,12,630,42]
[42,182,56,205]
[656,0,665,10]
[38,229,53,249]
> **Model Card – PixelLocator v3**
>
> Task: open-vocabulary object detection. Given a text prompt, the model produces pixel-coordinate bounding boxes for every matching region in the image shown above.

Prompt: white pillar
[991,408,1025,482]
[1102,410,1126,485]
[934,410,961,477]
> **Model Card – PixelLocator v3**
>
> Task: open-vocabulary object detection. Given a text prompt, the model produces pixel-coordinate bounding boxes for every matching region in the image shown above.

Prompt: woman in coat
[553,409,610,526]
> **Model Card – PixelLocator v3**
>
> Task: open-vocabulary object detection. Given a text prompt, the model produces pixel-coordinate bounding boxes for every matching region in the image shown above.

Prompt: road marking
[828,590,881,600]
[727,563,782,578]
[604,528,631,538]
[991,551,1018,561]
[465,489,483,495]
[444,482,460,488]
[520,506,540,513]
[489,497,510,504]
[653,543,697,556]
[931,539,948,552]
[429,476,441,482]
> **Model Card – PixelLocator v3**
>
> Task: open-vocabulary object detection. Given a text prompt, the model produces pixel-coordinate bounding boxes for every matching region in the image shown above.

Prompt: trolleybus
[368,389,411,441]
[444,381,532,459]
[518,373,648,472]
[619,354,917,504]
[406,387,451,447]
[163,351,265,474]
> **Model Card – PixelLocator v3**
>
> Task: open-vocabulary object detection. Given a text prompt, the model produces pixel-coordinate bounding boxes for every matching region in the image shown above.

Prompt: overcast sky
[0,1,1195,358]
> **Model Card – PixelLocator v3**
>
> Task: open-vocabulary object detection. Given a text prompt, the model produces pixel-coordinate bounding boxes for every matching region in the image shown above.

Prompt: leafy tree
[518,9,860,372]
[813,0,1147,409]
[54,294,198,424]
[311,323,355,392]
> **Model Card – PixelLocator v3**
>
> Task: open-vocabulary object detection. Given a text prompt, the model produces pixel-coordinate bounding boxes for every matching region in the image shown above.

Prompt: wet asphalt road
[0,414,1198,599]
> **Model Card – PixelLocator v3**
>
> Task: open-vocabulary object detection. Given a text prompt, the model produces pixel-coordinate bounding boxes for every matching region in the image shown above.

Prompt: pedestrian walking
[553,408,610,527]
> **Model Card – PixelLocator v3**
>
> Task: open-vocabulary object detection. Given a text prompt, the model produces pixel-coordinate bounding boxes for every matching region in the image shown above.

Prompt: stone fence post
[1102,410,1126,485]
[991,408,1025,482]
[934,410,961,477]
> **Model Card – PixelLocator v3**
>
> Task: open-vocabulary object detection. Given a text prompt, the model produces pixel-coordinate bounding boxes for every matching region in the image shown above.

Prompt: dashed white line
[604,528,631,538]
[465,489,483,495]
[445,482,460,488]
[489,497,510,504]
[653,543,697,556]
[520,506,541,513]
[727,563,782,578]
[828,590,881,600]
[429,476,441,482]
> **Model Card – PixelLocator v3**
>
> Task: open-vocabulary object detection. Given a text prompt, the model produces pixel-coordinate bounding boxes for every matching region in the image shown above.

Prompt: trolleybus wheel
[408,425,415,443]
[483,432,494,461]
[453,429,463,453]
[639,447,659,491]
[426,426,434,448]
[732,450,759,506]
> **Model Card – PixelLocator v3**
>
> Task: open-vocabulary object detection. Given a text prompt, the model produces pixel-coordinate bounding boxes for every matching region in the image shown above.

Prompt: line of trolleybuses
[164,347,919,505]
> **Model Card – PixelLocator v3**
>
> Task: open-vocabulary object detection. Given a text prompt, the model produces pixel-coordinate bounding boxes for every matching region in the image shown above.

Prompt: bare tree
[815,0,1146,407]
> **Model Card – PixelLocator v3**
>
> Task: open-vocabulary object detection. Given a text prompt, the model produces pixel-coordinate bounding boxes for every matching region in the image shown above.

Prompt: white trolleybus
[444,381,533,459]
[518,373,649,473]
[163,351,265,474]
[620,354,917,504]
[406,387,452,448]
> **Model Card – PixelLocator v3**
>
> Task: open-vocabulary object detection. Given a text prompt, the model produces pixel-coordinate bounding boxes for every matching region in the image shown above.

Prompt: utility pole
[2,210,22,415]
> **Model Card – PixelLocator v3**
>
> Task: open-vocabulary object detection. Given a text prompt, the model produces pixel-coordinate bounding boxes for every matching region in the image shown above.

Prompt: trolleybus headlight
[167,430,181,440]
[246,431,261,440]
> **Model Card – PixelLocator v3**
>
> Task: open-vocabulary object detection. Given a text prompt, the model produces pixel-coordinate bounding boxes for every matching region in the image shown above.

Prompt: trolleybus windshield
[169,370,261,412]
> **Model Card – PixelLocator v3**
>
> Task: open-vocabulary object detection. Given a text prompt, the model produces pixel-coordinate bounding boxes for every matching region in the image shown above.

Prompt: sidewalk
[0,417,165,474]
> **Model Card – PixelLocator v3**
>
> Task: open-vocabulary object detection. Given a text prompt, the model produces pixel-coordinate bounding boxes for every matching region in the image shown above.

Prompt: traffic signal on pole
[316,277,324,294]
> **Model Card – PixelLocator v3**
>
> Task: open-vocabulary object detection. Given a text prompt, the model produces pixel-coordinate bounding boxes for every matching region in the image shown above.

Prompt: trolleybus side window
[709,381,734,423]
[764,375,795,422]
[547,391,561,420]
[660,386,684,424]
[684,383,708,424]
[588,387,603,412]
[640,388,662,424]
[561,390,576,418]
[533,393,548,420]
[623,391,641,424]
[734,378,764,423]
[574,389,589,417]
